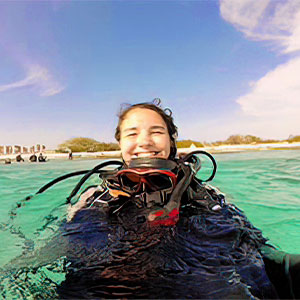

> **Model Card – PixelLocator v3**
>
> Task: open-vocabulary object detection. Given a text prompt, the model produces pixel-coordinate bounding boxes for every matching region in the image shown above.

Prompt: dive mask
[106,157,178,196]
[115,168,177,194]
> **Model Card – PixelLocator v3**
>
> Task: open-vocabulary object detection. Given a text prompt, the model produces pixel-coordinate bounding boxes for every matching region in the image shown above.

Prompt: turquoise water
[0,150,299,271]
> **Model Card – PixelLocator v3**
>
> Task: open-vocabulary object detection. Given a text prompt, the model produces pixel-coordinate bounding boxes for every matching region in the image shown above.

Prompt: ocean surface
[0,150,299,296]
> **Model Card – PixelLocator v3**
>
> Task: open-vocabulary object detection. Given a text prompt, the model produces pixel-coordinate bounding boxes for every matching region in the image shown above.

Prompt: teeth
[134,152,158,158]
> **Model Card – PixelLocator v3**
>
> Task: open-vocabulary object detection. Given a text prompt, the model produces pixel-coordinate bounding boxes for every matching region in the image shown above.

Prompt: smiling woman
[115,100,178,164]
[118,108,171,163]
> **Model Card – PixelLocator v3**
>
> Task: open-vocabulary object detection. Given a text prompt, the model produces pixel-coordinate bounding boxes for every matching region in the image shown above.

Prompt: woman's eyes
[124,131,165,138]
[126,132,137,137]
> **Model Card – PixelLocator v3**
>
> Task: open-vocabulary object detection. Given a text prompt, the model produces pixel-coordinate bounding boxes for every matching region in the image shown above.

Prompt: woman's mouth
[132,151,160,158]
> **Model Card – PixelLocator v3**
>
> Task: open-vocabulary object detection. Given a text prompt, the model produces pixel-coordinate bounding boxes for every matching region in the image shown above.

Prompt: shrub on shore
[176,140,204,148]
[55,134,300,153]
[287,135,300,143]
[221,135,262,145]
[57,137,120,153]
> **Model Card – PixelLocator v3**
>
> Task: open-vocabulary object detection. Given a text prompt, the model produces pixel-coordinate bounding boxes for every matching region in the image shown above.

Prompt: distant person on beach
[16,154,24,162]
[38,153,47,162]
[4,158,12,164]
[68,151,73,160]
[29,153,37,162]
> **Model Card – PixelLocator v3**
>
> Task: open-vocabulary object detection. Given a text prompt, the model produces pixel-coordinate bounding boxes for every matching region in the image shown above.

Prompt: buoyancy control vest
[61,174,279,299]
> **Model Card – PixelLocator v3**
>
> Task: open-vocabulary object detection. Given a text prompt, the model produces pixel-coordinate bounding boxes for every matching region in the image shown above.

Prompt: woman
[116,102,177,164]
[59,100,299,299]
[68,101,179,219]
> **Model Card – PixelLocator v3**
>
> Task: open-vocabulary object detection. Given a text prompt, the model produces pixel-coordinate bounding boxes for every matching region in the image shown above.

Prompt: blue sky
[1,0,300,149]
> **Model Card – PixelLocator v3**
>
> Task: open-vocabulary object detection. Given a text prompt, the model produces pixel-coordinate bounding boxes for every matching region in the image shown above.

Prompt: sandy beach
[1,142,300,162]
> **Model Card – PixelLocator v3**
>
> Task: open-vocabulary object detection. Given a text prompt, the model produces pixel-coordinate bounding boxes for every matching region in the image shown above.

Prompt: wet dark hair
[115,98,178,160]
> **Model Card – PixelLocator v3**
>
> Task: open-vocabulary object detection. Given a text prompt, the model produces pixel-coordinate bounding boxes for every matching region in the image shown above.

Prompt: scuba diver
[4,158,12,164]
[37,100,299,299]
[29,153,37,162]
[38,153,47,162]
[15,153,24,162]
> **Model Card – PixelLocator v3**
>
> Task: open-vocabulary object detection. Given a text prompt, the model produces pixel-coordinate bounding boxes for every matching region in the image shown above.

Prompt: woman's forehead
[121,108,167,127]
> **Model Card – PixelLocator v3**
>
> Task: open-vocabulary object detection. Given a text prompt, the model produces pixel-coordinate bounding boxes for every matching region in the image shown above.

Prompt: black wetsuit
[29,154,37,162]
[262,245,300,299]
[57,179,300,299]
[38,155,46,162]
[16,155,24,162]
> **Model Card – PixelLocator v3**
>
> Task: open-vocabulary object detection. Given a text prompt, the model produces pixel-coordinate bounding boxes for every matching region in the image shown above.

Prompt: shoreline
[1,142,300,162]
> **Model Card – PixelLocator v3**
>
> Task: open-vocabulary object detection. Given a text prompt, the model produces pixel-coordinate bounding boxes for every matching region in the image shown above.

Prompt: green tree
[260,139,280,144]
[57,137,120,152]
[176,140,204,148]
[224,135,244,145]
[287,135,300,143]
[224,135,262,145]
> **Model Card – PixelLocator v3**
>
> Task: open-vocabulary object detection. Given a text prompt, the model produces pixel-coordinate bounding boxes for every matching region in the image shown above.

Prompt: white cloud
[220,0,300,53]
[0,64,64,97]
[216,0,300,140]
[237,56,300,117]
[220,0,269,32]
[180,105,299,142]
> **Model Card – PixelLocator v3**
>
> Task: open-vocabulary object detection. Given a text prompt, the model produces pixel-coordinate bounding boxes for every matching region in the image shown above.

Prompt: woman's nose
[136,131,153,147]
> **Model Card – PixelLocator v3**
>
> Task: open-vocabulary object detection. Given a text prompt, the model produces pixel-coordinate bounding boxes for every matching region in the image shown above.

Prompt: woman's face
[119,108,171,164]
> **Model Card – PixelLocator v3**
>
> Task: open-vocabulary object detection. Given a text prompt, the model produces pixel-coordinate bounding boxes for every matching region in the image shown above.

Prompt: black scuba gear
[36,160,123,199]
[35,151,217,226]
[35,151,217,203]
[261,245,300,299]
[109,168,177,194]
[129,156,178,170]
